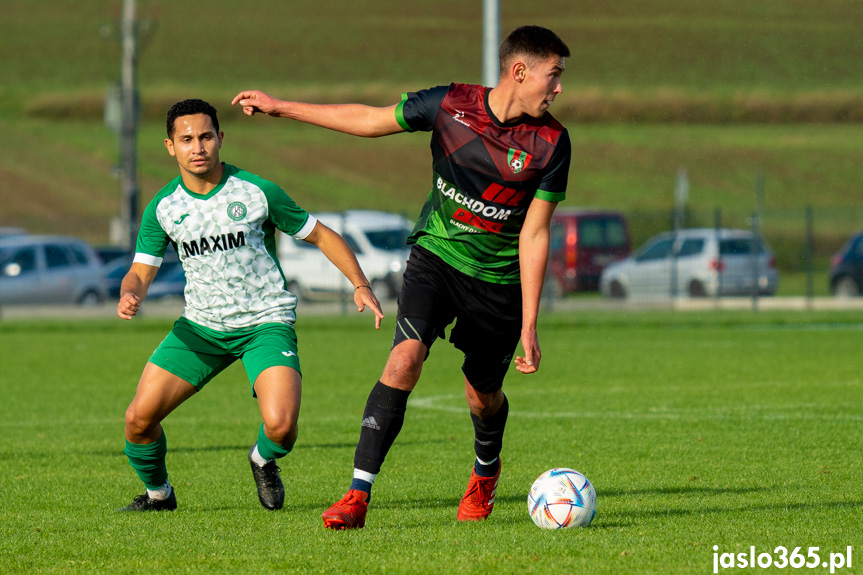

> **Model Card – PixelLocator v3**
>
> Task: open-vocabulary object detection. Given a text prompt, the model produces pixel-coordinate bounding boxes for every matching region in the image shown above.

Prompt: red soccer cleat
[457,460,501,521]
[322,489,369,530]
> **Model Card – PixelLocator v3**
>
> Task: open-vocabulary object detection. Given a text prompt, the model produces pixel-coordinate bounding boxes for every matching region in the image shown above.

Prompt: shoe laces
[466,474,497,506]
[258,461,282,487]
[339,490,368,508]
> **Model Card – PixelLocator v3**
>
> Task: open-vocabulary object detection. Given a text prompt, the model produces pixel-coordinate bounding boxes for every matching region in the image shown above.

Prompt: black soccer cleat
[249,444,285,510]
[118,489,177,512]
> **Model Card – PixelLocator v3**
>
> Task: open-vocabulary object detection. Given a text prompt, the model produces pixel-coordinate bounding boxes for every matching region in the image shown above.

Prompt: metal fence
[540,205,863,309]
[309,206,842,308]
[2,206,861,319]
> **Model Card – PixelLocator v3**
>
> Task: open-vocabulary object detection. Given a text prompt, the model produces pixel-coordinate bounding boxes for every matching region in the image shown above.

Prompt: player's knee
[466,387,504,419]
[264,418,299,448]
[124,404,158,438]
[382,343,424,389]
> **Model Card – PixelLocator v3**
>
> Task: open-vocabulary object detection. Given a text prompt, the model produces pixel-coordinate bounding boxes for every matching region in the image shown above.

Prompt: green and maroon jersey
[395,83,571,284]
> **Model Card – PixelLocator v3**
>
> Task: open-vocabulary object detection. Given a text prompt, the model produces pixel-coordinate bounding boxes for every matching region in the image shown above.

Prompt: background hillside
[1,0,862,275]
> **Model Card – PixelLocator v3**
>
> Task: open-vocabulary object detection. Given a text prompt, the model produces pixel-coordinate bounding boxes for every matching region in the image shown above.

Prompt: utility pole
[120,0,139,251]
[670,166,689,298]
[482,0,500,87]
[751,170,766,311]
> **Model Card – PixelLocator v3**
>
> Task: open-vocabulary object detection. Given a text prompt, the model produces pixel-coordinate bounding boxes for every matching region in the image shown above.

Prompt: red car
[546,209,631,294]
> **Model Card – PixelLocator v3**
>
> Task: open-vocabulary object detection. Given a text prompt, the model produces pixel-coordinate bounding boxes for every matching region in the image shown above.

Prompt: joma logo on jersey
[182,231,246,257]
[507,149,531,173]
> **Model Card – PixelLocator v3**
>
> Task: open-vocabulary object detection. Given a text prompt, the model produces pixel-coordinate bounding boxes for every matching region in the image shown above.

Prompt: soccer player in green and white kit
[118,99,383,512]
[233,25,571,528]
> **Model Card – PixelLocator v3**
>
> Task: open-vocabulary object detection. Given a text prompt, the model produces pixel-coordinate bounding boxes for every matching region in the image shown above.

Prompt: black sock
[353,381,411,476]
[471,395,509,477]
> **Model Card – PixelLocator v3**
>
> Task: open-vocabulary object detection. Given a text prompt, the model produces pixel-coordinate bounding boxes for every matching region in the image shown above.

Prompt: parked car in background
[102,250,182,300]
[600,228,778,299]
[95,245,132,266]
[0,235,108,305]
[829,231,863,297]
[145,265,187,301]
[0,227,27,238]
[278,210,413,300]
[546,208,631,294]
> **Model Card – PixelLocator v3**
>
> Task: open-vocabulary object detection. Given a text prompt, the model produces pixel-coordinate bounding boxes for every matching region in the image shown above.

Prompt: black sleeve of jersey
[399,85,450,132]
[538,128,572,196]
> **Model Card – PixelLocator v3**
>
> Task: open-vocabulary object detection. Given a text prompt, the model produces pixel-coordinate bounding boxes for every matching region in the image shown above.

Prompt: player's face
[164,114,224,179]
[521,55,566,118]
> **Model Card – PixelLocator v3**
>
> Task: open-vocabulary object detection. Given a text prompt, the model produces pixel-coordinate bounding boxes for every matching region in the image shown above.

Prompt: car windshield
[0,246,38,277]
[0,248,14,267]
[636,238,674,261]
[365,228,412,251]
[577,218,628,248]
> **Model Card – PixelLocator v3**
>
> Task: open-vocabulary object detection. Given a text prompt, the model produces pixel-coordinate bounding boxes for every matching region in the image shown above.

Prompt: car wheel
[286,280,306,301]
[370,278,393,300]
[833,276,860,298]
[78,289,103,306]
[609,280,626,299]
[688,280,707,298]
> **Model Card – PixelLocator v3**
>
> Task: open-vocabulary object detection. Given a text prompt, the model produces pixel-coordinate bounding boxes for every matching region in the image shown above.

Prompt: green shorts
[148,317,301,395]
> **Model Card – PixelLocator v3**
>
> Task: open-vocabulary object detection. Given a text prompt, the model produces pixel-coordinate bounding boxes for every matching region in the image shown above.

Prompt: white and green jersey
[134,163,317,331]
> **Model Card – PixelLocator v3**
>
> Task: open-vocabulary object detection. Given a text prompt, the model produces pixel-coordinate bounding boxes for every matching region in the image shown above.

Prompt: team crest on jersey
[227,202,247,221]
[507,149,531,174]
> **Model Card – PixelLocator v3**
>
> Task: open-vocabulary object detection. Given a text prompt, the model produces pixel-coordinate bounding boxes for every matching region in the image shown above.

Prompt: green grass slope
[1,1,862,264]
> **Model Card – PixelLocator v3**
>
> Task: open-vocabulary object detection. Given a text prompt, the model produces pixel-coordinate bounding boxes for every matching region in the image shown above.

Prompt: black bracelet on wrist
[355,284,371,290]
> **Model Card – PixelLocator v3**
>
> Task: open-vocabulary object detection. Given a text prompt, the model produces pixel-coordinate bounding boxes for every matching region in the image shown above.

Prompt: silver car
[0,235,108,305]
[600,228,779,299]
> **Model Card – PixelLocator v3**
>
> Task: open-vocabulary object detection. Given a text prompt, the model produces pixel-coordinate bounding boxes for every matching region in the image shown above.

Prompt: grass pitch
[0,309,861,574]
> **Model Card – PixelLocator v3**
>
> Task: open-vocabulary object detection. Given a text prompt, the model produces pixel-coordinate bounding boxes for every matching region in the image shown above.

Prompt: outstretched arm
[231,90,405,138]
[117,262,159,320]
[515,199,557,374]
[302,222,385,329]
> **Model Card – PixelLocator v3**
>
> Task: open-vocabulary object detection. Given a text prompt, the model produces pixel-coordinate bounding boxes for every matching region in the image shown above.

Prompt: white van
[278,210,414,300]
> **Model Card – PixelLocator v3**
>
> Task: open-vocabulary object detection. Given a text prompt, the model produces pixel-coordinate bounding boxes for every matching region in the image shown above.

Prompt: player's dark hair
[166,99,220,139]
[498,25,570,75]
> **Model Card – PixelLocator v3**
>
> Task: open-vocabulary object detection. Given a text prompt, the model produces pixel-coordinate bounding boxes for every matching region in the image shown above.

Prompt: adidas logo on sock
[361,416,381,430]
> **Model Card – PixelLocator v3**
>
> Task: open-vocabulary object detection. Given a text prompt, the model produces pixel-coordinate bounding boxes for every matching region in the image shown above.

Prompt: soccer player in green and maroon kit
[233,25,571,528]
[117,99,383,512]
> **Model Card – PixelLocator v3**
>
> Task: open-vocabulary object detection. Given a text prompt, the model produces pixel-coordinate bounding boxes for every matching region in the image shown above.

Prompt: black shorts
[393,245,522,393]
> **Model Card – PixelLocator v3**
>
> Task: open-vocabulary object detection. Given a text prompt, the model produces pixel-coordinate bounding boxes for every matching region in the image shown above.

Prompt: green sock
[124,431,168,490]
[256,423,292,461]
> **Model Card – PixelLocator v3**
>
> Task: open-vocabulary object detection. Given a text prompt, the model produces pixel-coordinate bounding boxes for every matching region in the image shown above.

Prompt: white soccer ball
[527,468,597,529]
